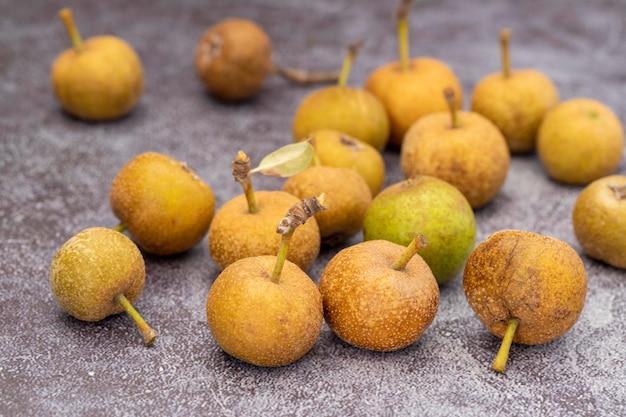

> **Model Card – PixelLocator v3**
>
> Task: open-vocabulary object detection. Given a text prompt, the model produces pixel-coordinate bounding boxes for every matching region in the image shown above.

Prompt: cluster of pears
[50,151,217,345]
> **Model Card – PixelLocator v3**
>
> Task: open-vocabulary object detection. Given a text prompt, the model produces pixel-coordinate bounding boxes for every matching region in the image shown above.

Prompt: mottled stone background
[1,0,625,416]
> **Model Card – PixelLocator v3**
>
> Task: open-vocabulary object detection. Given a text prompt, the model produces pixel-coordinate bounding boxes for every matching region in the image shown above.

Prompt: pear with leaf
[208,142,321,271]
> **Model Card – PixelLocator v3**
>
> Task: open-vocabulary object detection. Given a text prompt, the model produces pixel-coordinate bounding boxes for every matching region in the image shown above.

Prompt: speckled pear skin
[471,69,559,153]
[206,255,323,367]
[49,227,145,322]
[109,152,216,256]
[572,175,626,269]
[282,166,372,245]
[319,239,439,352]
[463,229,587,345]
[537,98,624,185]
[400,110,510,209]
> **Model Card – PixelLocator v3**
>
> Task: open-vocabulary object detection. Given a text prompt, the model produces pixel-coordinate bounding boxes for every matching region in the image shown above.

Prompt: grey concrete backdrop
[1,0,625,416]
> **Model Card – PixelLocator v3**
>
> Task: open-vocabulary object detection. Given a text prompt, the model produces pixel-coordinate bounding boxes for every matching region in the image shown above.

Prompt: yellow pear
[309,129,385,196]
[51,8,143,121]
[283,165,372,245]
[471,29,559,153]
[206,196,326,366]
[110,152,216,256]
[364,0,462,147]
[537,98,624,184]
[292,42,390,151]
[572,175,626,269]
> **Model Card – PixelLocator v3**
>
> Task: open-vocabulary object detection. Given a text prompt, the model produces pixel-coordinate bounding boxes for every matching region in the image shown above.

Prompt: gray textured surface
[1,0,625,416]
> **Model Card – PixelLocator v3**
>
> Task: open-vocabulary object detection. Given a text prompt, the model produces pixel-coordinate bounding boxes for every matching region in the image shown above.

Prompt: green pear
[362,176,476,285]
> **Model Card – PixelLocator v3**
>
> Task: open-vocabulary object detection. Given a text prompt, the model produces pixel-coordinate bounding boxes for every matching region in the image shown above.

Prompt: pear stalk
[270,195,327,283]
[272,66,340,84]
[233,151,259,214]
[492,317,520,372]
[392,234,427,270]
[113,223,127,233]
[59,8,83,52]
[397,0,412,72]
[115,293,158,346]
[500,28,512,79]
[338,41,363,87]
[444,87,459,128]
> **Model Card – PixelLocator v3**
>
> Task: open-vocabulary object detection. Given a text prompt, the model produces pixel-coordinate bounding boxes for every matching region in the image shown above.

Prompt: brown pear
[463,229,587,373]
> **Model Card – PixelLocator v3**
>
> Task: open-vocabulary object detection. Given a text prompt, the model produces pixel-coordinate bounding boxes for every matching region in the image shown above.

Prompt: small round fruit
[572,175,626,269]
[364,57,463,148]
[51,9,143,121]
[282,166,372,245]
[195,18,272,101]
[110,152,216,256]
[401,110,510,209]
[362,176,476,285]
[319,239,439,352]
[292,86,390,151]
[310,129,385,196]
[537,98,624,184]
[208,191,320,271]
[471,69,559,153]
[206,255,323,367]
[50,227,145,322]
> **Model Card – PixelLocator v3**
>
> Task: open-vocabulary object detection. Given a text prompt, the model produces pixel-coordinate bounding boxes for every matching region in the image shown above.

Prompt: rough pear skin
[50,227,145,322]
[463,229,587,345]
[206,256,323,367]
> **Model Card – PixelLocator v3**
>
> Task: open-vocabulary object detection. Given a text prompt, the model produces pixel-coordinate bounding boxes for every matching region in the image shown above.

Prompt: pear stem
[270,230,294,284]
[492,317,520,373]
[272,65,340,84]
[397,0,412,72]
[270,194,327,283]
[115,293,158,346]
[59,8,83,53]
[233,151,259,214]
[609,184,626,200]
[392,234,427,270]
[500,28,512,78]
[444,87,459,128]
[113,223,127,233]
[337,41,363,87]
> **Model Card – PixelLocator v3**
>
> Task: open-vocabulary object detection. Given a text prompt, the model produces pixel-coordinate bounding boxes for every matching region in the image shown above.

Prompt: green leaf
[250,141,314,177]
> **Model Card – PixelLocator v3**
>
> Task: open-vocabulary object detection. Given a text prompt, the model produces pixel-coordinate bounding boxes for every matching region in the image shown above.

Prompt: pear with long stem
[471,28,559,153]
[206,196,326,367]
[364,0,463,148]
[50,227,157,346]
[51,8,143,121]
[208,143,321,271]
[463,229,587,373]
